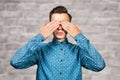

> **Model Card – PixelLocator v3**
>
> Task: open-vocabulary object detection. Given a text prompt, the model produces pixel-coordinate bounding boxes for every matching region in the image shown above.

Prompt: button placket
[59,45,64,63]
[59,44,64,77]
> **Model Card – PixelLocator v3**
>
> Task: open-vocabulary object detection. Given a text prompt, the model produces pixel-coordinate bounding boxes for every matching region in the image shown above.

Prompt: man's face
[51,13,70,40]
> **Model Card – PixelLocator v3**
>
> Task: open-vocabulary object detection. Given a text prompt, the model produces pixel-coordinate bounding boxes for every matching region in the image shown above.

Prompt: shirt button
[60,60,63,62]
[60,72,62,75]
[60,48,63,51]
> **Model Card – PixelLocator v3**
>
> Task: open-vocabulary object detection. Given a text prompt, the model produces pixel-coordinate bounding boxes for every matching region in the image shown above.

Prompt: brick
[110,67,120,75]
[0,3,5,11]
[73,0,91,3]
[19,66,37,74]
[110,75,120,80]
[107,18,120,26]
[106,34,120,42]
[91,74,110,80]
[5,43,21,51]
[3,74,22,80]
[0,51,6,59]
[0,75,2,80]
[82,74,91,80]
[0,65,7,74]
[4,3,19,11]
[106,43,120,51]
[1,10,21,18]
[0,0,20,3]
[105,3,119,11]
[23,75,36,80]
[2,17,19,26]
[106,58,120,67]
[107,26,120,33]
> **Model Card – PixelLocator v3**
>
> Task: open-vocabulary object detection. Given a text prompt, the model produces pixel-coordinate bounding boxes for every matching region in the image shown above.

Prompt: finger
[61,21,71,31]
[43,21,55,29]
[62,21,72,26]
[40,22,46,28]
[62,21,72,30]
[48,22,60,31]
[42,21,58,33]
[50,24,59,32]
[75,24,82,32]
[63,21,78,31]
[47,21,60,29]
[40,23,47,32]
[47,22,60,34]
[48,20,59,26]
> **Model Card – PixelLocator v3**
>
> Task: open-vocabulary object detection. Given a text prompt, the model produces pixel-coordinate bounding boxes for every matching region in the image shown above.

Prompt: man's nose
[58,24,62,30]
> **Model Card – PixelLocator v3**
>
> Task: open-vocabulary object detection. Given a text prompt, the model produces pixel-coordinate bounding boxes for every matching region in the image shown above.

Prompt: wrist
[39,32,47,39]
[34,33,46,42]
[74,33,88,42]
[73,32,81,38]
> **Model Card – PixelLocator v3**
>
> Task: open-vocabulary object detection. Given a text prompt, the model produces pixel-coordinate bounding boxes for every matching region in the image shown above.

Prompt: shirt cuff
[34,34,45,43]
[74,33,88,42]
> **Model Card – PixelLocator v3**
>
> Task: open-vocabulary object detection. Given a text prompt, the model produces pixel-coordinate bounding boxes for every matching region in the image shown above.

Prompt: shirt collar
[51,38,69,45]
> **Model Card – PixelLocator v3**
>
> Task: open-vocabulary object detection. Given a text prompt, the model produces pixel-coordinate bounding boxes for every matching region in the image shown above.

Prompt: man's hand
[61,21,82,38]
[40,21,59,38]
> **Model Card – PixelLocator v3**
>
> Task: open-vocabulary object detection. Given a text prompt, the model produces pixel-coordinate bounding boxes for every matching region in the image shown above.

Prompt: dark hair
[49,6,72,22]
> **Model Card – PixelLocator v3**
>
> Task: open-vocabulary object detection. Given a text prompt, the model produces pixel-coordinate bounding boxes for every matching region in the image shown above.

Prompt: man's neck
[58,39,65,42]
[55,38,66,42]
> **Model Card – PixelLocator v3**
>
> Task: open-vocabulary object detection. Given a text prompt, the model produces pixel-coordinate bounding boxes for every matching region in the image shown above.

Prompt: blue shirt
[10,33,106,80]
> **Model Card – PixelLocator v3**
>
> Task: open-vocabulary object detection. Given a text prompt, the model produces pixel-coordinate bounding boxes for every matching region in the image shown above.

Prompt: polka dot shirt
[10,33,106,80]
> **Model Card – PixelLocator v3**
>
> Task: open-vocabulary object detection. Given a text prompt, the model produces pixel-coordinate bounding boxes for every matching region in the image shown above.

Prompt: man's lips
[57,31,64,35]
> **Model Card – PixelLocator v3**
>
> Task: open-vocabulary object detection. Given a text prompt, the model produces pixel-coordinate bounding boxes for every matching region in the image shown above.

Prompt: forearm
[74,33,106,71]
[10,34,45,69]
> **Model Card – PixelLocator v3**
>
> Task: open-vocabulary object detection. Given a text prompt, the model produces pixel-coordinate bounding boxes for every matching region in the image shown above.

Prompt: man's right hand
[39,21,60,39]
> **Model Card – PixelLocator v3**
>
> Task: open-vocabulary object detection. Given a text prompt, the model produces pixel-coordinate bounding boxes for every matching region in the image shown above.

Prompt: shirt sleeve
[74,33,106,72]
[10,34,45,69]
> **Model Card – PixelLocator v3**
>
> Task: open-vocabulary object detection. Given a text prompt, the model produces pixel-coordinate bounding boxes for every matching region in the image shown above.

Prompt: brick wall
[0,0,120,80]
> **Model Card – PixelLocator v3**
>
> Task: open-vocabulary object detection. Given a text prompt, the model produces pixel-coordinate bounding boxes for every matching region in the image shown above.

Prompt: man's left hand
[61,21,82,38]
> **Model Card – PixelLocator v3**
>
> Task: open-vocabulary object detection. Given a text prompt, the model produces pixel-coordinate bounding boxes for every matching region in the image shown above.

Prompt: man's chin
[55,36,66,40]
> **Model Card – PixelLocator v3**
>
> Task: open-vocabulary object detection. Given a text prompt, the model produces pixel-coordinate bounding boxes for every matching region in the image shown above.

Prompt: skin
[40,13,82,42]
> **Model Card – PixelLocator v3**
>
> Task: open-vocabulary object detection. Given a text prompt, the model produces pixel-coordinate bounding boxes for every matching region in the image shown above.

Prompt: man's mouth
[57,31,64,35]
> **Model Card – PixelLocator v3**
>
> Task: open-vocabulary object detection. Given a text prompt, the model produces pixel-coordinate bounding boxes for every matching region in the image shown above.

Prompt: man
[10,6,106,80]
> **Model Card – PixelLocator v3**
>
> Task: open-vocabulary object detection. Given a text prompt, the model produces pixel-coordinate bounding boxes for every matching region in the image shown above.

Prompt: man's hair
[49,6,72,22]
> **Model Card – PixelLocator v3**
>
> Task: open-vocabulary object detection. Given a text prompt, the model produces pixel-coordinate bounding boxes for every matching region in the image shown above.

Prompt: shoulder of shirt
[37,42,49,51]
[68,42,80,48]
[42,41,54,48]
